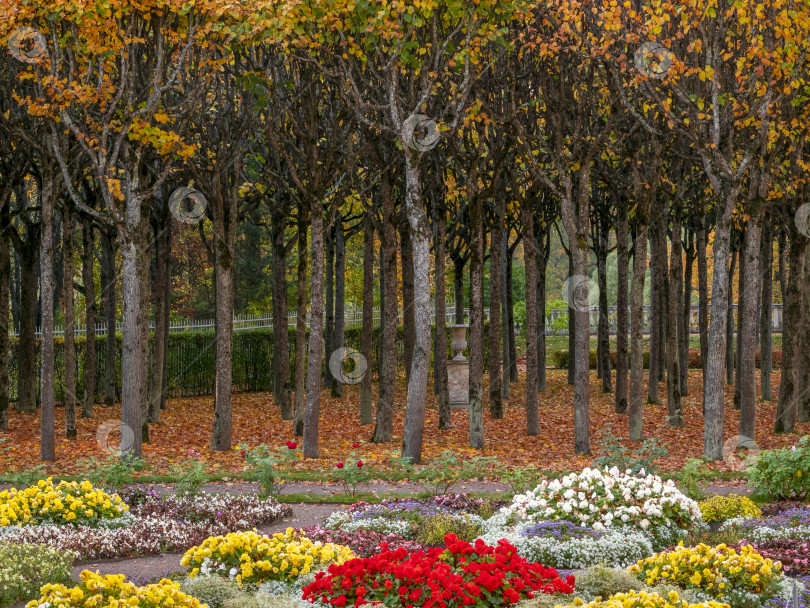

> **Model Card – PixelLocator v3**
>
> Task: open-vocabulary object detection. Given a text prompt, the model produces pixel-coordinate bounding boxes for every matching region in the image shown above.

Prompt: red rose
[357,460,363,468]
[241,450,246,458]
[288,441,298,450]
[337,462,344,469]
[352,443,360,447]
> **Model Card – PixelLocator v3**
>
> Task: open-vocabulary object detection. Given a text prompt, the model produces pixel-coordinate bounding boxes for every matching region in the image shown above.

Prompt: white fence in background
[15,302,784,338]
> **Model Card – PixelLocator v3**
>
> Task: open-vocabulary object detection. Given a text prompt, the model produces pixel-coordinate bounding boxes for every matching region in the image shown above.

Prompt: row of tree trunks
[0,195,10,430]
[62,203,76,438]
[81,218,97,418]
[360,212,374,425]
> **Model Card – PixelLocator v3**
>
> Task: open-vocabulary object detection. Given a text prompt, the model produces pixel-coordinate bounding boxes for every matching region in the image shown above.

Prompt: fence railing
[15,302,783,338]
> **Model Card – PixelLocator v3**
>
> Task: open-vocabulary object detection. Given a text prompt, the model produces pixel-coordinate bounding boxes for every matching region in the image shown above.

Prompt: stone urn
[447,325,470,409]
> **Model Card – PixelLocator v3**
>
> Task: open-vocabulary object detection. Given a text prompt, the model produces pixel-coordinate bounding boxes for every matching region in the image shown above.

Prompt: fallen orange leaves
[0,370,806,477]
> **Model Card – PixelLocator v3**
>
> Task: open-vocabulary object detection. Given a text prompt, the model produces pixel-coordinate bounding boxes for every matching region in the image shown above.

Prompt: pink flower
[337,462,344,469]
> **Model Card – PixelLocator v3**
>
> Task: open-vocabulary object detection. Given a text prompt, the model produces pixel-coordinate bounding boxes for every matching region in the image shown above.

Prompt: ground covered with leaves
[0,370,807,477]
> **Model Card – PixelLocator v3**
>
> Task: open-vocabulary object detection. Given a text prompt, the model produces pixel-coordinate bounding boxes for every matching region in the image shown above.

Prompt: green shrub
[0,542,77,608]
[748,435,810,500]
[181,575,248,608]
[592,433,668,475]
[673,458,713,501]
[568,565,643,602]
[416,513,483,546]
[501,465,547,495]
[79,453,146,493]
[699,495,761,523]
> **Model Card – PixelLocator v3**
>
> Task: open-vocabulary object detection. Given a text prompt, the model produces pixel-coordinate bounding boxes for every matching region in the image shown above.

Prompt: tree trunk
[63,205,77,438]
[102,231,117,407]
[434,199,451,429]
[759,223,773,402]
[739,219,762,440]
[500,229,510,398]
[401,223,415,385]
[666,211,683,427]
[523,198,539,436]
[360,213,374,425]
[81,218,97,418]
[303,199,325,458]
[400,161,431,464]
[272,209,292,419]
[148,203,169,425]
[40,168,56,461]
[17,232,39,414]
[775,231,806,433]
[703,191,738,461]
[0,199,10,430]
[536,220,548,392]
[778,229,787,305]
[681,227,694,397]
[373,172,397,443]
[629,226,648,441]
[453,256,464,323]
[597,219,611,393]
[615,192,629,413]
[324,226,335,390]
[697,215,709,386]
[566,254,575,386]
[119,198,151,459]
[734,238,744,407]
[468,179,484,449]
[507,252,518,383]
[799,245,810,424]
[648,214,662,403]
[489,192,503,418]
[726,248,737,385]
[332,220,346,398]
[293,203,308,436]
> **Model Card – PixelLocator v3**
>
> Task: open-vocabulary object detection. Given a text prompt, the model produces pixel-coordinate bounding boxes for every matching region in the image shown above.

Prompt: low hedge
[549,349,782,370]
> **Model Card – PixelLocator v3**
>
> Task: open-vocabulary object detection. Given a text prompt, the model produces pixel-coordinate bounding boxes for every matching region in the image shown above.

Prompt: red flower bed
[746,539,810,574]
[302,533,575,608]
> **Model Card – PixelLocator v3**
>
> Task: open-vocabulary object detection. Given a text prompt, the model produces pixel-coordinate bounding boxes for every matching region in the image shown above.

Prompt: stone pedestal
[447,324,469,410]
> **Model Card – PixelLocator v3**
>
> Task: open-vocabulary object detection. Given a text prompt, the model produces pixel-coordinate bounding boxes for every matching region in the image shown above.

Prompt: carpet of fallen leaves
[0,368,807,477]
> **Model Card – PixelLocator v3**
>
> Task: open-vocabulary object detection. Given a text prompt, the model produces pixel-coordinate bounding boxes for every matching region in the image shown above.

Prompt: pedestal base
[447,359,469,410]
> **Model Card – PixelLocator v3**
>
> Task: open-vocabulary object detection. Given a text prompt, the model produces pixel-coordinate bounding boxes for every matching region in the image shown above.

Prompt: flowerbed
[721,506,810,543]
[501,467,702,549]
[479,513,653,569]
[302,534,575,607]
[739,539,810,575]
[565,589,730,608]
[630,543,784,608]
[303,524,425,558]
[0,492,291,560]
[328,496,489,541]
[0,542,76,608]
[27,570,205,608]
[0,478,128,527]
[182,528,354,584]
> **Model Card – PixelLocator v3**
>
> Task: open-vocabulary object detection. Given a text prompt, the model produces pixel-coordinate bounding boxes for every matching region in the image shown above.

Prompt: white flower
[564,489,575,499]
